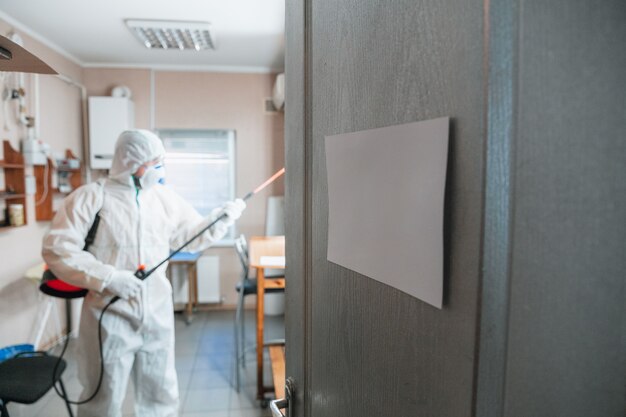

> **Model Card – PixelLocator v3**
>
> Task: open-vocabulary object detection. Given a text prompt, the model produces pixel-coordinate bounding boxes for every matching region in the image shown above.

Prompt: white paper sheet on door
[325,117,449,309]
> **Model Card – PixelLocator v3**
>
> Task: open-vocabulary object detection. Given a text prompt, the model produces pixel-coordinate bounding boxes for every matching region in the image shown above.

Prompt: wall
[0,26,284,348]
[0,19,84,348]
[83,68,285,306]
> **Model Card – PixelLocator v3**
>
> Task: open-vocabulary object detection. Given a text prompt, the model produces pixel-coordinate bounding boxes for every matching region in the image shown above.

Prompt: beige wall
[153,71,285,306]
[0,20,84,348]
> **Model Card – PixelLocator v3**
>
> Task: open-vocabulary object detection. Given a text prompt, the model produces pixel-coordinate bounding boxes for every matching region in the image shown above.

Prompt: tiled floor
[6,309,284,417]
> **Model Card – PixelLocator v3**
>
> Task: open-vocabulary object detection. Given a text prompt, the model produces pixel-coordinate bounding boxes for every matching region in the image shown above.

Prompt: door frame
[284,0,311,416]
[475,0,517,415]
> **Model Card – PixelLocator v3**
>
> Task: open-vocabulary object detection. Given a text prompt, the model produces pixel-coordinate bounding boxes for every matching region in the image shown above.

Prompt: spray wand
[125,166,286,291]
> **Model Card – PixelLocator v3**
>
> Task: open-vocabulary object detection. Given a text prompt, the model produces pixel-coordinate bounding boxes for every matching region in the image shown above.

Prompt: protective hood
[109,130,165,185]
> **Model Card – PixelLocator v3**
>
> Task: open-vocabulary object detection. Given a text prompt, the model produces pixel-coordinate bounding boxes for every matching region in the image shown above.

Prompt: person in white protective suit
[42,129,246,417]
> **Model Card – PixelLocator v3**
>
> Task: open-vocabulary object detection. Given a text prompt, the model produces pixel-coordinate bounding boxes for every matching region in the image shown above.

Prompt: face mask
[138,164,165,190]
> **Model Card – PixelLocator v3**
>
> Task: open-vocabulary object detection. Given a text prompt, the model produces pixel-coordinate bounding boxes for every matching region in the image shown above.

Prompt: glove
[221,198,246,227]
[103,270,142,300]
[210,199,246,240]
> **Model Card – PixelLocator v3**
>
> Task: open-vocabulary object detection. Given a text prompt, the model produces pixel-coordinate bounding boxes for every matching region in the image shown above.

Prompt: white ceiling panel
[0,0,285,71]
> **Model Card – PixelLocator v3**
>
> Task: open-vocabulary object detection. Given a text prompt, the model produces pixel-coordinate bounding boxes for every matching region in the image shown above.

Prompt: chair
[233,234,284,392]
[0,352,74,417]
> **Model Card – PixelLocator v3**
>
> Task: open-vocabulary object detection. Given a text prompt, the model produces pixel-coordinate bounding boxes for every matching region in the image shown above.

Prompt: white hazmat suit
[42,130,245,417]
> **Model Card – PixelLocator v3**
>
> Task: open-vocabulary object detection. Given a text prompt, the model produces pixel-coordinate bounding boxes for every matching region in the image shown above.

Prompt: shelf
[0,141,25,166]
[0,140,28,227]
[34,148,82,221]
[0,162,25,169]
[0,223,27,231]
[0,193,26,199]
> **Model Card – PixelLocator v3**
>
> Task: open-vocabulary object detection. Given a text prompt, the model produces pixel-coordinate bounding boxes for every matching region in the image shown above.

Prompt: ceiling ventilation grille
[125,19,215,51]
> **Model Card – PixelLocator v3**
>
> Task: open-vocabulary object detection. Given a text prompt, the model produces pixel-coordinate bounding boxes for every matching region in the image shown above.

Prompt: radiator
[171,255,220,304]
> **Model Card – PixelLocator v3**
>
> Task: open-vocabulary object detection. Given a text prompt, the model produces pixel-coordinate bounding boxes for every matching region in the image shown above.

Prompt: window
[158,129,236,245]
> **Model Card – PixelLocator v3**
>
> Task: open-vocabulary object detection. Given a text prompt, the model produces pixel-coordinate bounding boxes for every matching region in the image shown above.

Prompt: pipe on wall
[55,73,90,184]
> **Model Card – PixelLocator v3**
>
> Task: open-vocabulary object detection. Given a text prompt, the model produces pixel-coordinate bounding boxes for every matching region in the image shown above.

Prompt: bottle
[8,203,24,226]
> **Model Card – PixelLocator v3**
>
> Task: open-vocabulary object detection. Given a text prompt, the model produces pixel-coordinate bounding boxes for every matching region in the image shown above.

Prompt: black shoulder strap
[82,180,105,251]
[83,211,101,251]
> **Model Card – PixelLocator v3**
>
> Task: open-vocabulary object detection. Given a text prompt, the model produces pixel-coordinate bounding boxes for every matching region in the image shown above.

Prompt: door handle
[270,398,289,417]
[270,377,294,417]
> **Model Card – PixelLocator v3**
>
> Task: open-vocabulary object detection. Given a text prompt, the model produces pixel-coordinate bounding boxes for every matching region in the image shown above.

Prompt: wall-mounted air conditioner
[272,73,285,111]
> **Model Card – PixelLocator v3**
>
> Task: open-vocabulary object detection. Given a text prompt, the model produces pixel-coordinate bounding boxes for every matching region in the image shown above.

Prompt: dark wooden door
[286,0,486,416]
[284,1,625,416]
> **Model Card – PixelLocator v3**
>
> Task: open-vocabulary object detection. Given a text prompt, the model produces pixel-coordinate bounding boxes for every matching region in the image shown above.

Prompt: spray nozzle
[135,264,147,280]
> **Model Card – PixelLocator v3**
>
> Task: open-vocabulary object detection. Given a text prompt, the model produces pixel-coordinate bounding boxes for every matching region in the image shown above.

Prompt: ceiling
[0,0,285,72]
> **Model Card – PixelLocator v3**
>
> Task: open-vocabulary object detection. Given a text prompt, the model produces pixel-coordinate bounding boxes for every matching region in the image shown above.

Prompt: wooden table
[248,236,286,400]
[269,344,286,400]
[168,252,201,324]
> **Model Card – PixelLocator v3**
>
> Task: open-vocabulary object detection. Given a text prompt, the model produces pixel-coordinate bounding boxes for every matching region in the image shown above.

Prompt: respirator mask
[137,164,165,190]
